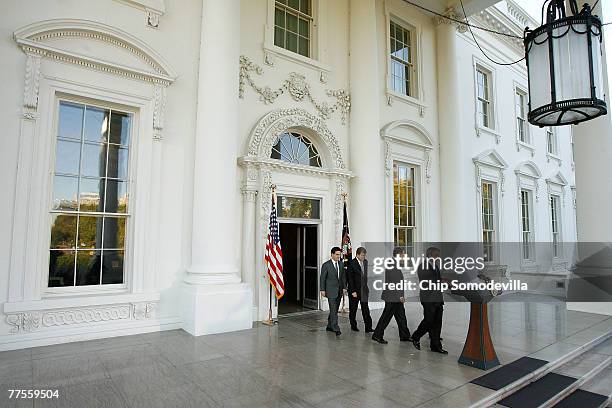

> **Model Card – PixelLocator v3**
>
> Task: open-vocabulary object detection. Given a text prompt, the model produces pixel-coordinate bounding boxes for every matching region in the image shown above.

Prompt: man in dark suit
[411,246,447,354]
[347,247,373,332]
[320,247,346,336]
[372,247,411,344]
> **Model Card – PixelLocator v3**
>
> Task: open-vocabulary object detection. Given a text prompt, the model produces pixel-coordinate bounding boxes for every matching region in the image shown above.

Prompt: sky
[513,0,612,93]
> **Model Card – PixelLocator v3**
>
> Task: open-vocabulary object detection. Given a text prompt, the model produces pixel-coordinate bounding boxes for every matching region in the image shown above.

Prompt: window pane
[287,32,298,52]
[103,217,126,249]
[84,107,109,143]
[107,145,129,180]
[274,26,285,48]
[298,18,309,37]
[79,178,105,212]
[300,0,311,15]
[58,103,83,140]
[298,36,309,57]
[109,112,131,146]
[48,250,75,287]
[81,142,108,178]
[77,215,103,249]
[50,214,77,249]
[101,250,124,284]
[52,175,79,211]
[275,7,285,28]
[287,13,298,33]
[76,249,101,285]
[288,0,299,11]
[105,180,128,213]
[55,139,81,175]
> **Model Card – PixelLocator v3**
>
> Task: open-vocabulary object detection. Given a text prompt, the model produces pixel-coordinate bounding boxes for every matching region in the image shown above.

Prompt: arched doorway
[239,108,352,320]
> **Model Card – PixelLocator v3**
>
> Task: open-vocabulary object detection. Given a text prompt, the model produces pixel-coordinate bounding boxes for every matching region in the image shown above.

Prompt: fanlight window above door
[271,132,322,167]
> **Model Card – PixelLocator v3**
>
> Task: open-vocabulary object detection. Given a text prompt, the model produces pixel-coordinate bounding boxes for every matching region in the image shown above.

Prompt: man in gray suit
[320,247,346,336]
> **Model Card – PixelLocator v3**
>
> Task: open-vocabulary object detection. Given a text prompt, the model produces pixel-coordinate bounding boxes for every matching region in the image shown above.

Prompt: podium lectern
[451,281,500,370]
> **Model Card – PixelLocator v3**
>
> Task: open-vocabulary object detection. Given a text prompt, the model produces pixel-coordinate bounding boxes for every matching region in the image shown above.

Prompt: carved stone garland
[239,56,351,124]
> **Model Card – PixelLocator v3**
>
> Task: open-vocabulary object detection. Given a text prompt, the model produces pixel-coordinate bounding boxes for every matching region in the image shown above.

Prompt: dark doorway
[278,223,319,315]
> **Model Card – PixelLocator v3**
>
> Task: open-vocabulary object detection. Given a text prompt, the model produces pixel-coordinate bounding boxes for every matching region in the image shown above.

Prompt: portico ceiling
[402,0,502,17]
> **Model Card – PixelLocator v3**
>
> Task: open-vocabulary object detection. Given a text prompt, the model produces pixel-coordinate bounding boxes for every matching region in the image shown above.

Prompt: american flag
[265,195,284,299]
[341,200,352,268]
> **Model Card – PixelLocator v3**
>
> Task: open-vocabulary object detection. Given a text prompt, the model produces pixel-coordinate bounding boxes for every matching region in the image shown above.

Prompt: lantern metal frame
[524,0,607,127]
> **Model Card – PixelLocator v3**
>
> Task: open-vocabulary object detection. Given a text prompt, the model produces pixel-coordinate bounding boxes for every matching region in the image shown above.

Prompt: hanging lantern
[524,0,607,127]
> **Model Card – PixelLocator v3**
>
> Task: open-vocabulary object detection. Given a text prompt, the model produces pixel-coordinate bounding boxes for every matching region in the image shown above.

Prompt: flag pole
[262,185,278,326]
[340,193,349,315]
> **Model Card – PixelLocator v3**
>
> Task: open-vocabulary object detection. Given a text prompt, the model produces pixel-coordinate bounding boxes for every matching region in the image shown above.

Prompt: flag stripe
[265,196,284,298]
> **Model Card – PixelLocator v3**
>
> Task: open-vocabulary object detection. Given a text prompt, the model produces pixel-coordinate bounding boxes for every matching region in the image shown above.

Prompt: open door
[302,225,318,309]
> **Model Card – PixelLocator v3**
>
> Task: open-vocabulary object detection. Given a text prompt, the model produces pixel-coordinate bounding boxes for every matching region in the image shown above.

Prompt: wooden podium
[458,302,500,370]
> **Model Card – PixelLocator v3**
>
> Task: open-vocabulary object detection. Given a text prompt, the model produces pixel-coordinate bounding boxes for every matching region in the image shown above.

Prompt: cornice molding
[14,19,177,86]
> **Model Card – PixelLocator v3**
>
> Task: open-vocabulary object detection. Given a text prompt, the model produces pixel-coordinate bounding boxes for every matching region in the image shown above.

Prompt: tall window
[393,163,416,255]
[271,132,322,167]
[49,101,131,288]
[520,189,533,260]
[546,127,558,155]
[481,182,496,262]
[389,21,415,97]
[550,195,561,257]
[516,89,528,143]
[274,0,312,57]
[476,68,492,128]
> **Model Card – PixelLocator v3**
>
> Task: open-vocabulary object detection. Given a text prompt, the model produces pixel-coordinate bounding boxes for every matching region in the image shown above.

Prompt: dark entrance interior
[278,223,318,315]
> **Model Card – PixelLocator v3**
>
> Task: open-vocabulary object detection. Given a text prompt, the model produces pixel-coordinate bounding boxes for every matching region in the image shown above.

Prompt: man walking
[372,247,411,344]
[411,246,447,354]
[320,247,346,336]
[347,247,373,332]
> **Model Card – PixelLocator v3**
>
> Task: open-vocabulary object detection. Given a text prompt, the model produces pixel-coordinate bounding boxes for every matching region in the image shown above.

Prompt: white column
[436,16,471,241]
[349,0,386,245]
[241,187,258,315]
[182,0,253,335]
[567,0,612,315]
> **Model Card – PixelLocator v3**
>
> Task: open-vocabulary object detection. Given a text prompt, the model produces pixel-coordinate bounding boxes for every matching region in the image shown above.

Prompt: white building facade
[0,0,601,351]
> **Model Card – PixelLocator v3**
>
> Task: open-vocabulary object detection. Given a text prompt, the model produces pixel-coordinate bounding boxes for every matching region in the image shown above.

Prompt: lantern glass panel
[553,24,591,104]
[528,32,551,111]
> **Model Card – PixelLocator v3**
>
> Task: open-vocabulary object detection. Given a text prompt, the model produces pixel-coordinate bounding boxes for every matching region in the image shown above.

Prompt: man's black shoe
[400,336,412,342]
[326,327,335,332]
[431,348,448,354]
[372,336,388,344]
[351,327,359,332]
[412,339,421,350]
[335,330,342,336]
[365,328,375,333]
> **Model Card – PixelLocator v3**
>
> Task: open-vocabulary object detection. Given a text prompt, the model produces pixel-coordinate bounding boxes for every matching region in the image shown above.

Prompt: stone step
[472,328,612,408]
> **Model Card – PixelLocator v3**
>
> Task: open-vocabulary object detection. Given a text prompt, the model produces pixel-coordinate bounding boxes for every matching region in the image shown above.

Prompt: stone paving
[1,301,611,408]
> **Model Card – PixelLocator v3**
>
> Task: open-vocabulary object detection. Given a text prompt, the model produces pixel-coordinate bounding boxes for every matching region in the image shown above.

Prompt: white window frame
[515,87,529,144]
[515,161,541,266]
[45,95,137,295]
[383,5,426,112]
[473,58,499,139]
[382,121,433,247]
[473,149,507,264]
[392,161,418,255]
[549,194,562,259]
[520,189,535,261]
[264,0,330,74]
[514,82,535,155]
[272,0,314,59]
[480,181,498,263]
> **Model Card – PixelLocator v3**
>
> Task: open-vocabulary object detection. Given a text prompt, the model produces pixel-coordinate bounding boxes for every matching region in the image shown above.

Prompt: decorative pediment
[380,120,434,150]
[14,19,176,85]
[514,160,542,179]
[472,149,508,169]
[546,171,569,186]
[242,108,346,171]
